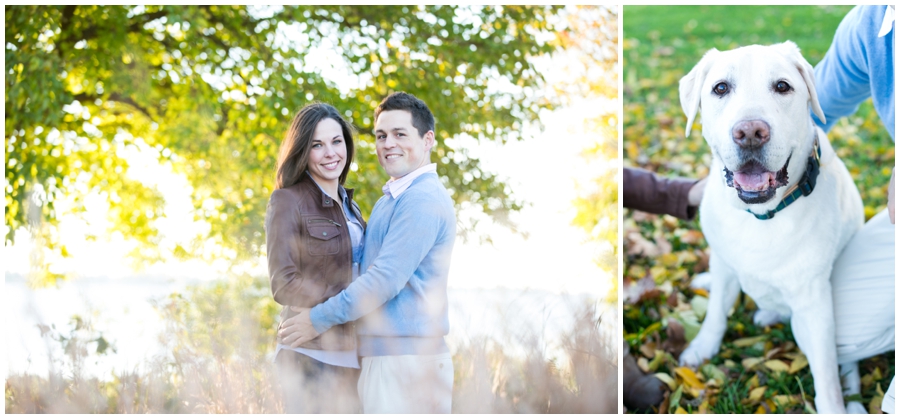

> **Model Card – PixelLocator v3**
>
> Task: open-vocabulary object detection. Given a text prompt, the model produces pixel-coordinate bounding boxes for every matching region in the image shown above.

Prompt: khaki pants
[358,353,454,414]
[830,209,894,412]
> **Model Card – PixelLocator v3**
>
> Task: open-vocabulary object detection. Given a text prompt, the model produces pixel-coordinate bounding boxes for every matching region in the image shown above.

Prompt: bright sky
[4,7,617,297]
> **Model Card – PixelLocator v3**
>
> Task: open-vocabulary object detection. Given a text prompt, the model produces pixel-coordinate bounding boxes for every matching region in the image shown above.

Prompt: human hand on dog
[688,177,707,207]
[278,306,320,348]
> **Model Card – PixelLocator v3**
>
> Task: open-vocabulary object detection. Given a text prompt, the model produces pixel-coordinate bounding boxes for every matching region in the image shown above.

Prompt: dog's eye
[713,82,729,96]
[774,80,792,93]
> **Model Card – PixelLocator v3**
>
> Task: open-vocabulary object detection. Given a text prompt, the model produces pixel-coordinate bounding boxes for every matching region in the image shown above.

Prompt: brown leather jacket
[265,173,366,351]
[624,167,699,220]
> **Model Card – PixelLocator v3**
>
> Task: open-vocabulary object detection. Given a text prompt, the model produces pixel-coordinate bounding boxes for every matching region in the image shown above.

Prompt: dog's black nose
[732,120,771,149]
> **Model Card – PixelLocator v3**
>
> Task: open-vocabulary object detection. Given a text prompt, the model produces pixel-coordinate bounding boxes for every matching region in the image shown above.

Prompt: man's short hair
[374,92,435,137]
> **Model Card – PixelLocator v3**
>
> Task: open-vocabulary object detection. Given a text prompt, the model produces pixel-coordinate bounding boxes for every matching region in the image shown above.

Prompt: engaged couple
[265,92,456,414]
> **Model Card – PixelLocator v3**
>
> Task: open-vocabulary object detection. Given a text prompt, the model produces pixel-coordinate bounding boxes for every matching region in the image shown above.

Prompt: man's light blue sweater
[814,5,894,140]
[309,172,456,356]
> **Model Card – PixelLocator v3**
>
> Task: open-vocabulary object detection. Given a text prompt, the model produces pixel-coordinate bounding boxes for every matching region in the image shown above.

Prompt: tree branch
[74,92,155,121]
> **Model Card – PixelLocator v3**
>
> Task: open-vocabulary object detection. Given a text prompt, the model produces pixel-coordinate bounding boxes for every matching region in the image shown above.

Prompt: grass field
[623,5,894,414]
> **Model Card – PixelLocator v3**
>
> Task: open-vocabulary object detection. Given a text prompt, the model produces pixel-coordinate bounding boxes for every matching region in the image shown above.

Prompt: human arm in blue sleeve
[308,193,443,334]
[813,6,875,133]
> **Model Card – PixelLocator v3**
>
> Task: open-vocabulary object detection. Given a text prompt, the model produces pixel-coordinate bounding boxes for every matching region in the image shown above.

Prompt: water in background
[5,273,615,380]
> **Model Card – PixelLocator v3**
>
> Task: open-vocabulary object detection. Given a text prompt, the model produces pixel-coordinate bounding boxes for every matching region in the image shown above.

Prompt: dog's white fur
[678,42,864,414]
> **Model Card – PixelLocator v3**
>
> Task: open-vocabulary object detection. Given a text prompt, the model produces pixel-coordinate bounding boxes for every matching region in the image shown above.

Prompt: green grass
[623,5,894,414]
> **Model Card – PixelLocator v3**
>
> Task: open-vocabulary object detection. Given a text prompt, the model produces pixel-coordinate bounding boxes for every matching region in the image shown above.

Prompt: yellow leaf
[748,386,767,403]
[655,372,677,391]
[660,252,680,267]
[869,383,885,414]
[746,374,760,390]
[742,357,764,370]
[772,394,800,407]
[684,385,702,399]
[788,355,808,374]
[692,287,709,298]
[674,366,705,389]
[637,357,650,373]
[734,336,767,347]
[754,405,767,414]
[698,399,709,414]
[764,359,790,372]
[674,406,688,414]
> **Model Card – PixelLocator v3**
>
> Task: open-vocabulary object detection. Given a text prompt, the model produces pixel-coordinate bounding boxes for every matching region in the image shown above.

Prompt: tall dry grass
[5,275,617,413]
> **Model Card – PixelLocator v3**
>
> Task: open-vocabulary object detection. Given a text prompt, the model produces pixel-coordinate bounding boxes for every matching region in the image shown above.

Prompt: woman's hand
[278,306,321,348]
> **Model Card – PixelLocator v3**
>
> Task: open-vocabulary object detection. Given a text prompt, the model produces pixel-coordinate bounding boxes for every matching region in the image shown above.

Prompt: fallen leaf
[734,336,767,348]
[666,290,679,307]
[647,349,666,372]
[742,357,764,370]
[654,233,673,254]
[670,311,701,342]
[868,383,884,414]
[788,355,808,374]
[692,287,709,298]
[747,386,767,403]
[861,373,873,388]
[763,359,790,373]
[655,372,677,391]
[680,229,705,244]
[660,252,680,267]
[674,366,705,390]
[746,374,760,390]
[640,342,657,359]
[670,385,684,411]
[662,319,687,357]
[698,399,709,414]
[624,276,660,304]
[638,357,650,373]
[674,406,688,414]
[772,394,800,407]
[626,231,660,257]
[701,363,726,386]
[690,295,708,319]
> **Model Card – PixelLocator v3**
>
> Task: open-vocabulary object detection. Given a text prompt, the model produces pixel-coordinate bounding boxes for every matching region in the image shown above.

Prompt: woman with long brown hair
[265,102,365,413]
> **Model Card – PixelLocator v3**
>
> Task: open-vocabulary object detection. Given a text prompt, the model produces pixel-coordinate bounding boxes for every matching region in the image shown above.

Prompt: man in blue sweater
[814,5,895,414]
[280,92,456,413]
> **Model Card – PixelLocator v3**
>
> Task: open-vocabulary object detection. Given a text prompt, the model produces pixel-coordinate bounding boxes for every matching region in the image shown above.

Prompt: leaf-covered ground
[623,6,895,414]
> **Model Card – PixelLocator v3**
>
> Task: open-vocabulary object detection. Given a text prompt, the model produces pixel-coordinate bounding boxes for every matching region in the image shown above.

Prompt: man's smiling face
[374,109,434,180]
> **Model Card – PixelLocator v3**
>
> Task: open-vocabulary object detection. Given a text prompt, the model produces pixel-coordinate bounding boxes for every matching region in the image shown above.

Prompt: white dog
[677,41,864,414]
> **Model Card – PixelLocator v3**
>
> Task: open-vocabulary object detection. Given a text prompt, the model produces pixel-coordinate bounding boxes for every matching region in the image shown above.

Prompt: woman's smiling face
[307,117,347,188]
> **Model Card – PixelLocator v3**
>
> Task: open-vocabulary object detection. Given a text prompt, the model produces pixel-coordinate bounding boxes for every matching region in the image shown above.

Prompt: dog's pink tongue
[733,170,775,191]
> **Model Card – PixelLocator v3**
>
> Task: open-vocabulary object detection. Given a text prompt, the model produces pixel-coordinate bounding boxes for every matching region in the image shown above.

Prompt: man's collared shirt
[382,163,437,198]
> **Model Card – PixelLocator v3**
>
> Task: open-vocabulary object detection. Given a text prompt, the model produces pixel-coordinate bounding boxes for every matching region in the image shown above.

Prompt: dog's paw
[753,310,784,327]
[846,401,866,414]
[679,338,719,367]
[689,272,712,291]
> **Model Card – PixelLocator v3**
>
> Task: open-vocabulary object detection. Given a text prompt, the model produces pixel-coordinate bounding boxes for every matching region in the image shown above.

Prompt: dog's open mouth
[724,156,790,204]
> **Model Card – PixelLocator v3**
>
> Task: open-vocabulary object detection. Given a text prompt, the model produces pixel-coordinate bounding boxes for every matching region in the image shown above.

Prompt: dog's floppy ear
[679,48,719,137]
[773,41,826,124]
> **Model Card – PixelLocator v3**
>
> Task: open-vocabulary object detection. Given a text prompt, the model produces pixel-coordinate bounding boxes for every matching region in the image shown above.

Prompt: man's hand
[888,168,895,224]
[278,306,321,348]
[688,177,708,207]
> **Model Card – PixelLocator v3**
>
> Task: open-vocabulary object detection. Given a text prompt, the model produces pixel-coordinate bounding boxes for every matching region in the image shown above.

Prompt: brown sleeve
[265,189,326,306]
[624,167,699,220]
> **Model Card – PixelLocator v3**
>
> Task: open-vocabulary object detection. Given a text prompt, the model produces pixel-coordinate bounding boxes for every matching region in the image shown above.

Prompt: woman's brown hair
[275,103,356,189]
